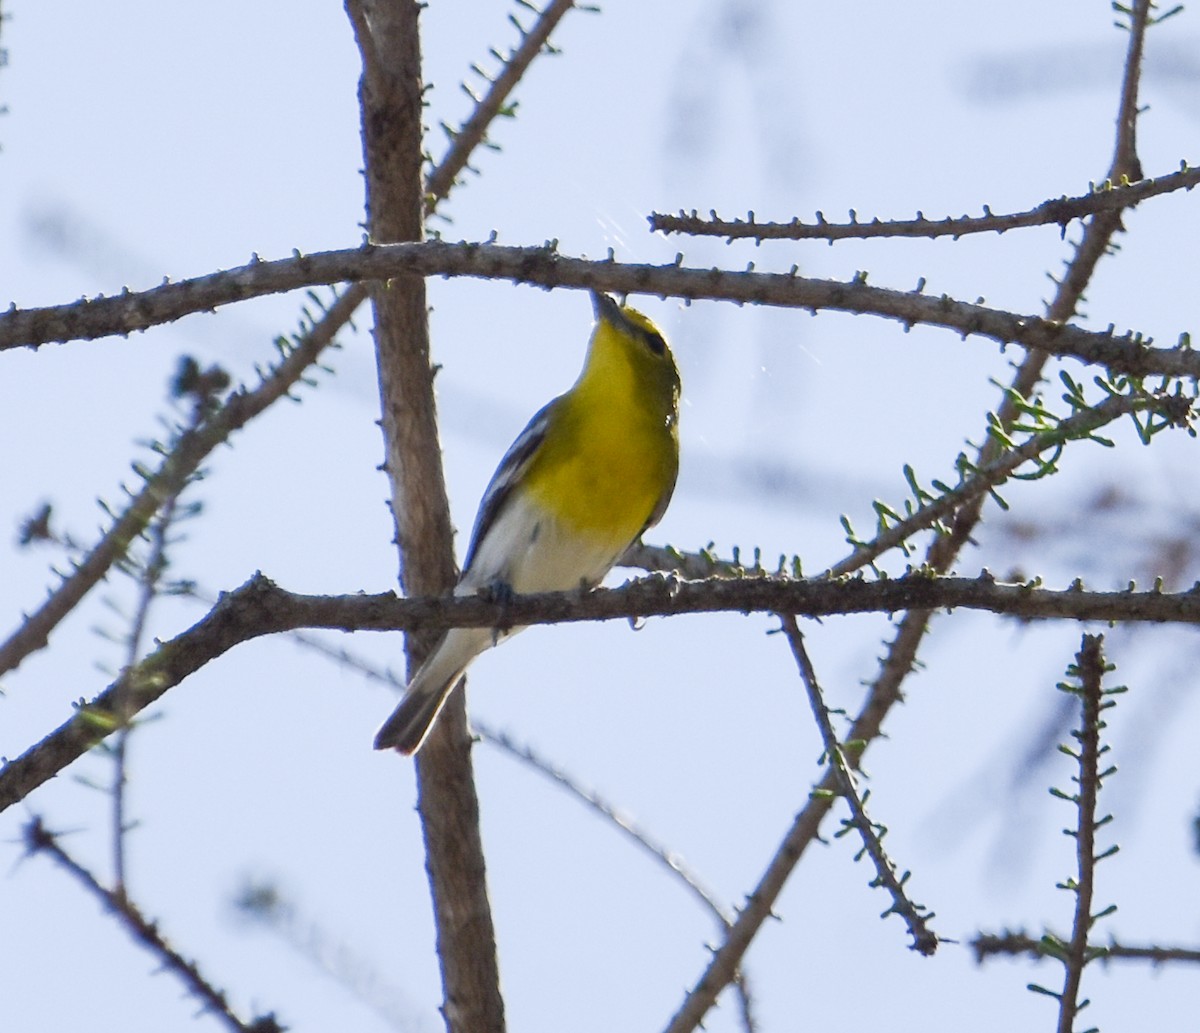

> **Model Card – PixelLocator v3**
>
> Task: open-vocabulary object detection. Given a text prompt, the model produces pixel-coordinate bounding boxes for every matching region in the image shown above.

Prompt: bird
[374,290,681,754]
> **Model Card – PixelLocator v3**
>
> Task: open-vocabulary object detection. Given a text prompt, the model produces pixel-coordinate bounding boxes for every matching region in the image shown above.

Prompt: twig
[822,386,1187,578]
[778,615,938,955]
[477,723,759,1032]
[6,242,1198,378]
[648,164,1198,243]
[111,490,180,896]
[426,0,579,202]
[1052,634,1115,1033]
[660,604,919,1033]
[22,817,282,1033]
[973,930,1200,967]
[233,878,422,1031]
[1109,1,1149,182]
[623,383,1193,582]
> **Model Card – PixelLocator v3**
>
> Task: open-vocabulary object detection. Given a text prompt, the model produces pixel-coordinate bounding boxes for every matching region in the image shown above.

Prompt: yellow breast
[524,351,677,544]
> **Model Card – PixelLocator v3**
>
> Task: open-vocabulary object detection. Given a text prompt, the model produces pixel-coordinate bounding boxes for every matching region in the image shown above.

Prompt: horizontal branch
[972,929,1200,966]
[649,162,1200,242]
[4,569,1200,814]
[3,241,1196,378]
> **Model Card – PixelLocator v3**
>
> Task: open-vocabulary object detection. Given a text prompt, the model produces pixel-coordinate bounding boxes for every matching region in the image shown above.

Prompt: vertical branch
[347,3,506,1032]
[1054,634,1114,1033]
[112,492,179,897]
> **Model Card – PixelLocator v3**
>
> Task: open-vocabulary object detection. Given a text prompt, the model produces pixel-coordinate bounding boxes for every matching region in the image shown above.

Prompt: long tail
[373,627,494,754]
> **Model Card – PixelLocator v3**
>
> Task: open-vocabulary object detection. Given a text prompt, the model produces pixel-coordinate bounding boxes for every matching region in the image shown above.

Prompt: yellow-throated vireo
[374,290,681,754]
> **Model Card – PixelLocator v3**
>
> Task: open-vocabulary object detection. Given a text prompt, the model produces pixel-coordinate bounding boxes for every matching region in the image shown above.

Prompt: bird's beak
[590,290,620,324]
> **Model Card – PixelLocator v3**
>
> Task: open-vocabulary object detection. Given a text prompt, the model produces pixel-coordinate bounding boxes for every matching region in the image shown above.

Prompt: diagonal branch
[822,386,1187,578]
[627,379,1191,582]
[427,0,579,202]
[23,817,281,1033]
[779,615,938,955]
[0,287,360,679]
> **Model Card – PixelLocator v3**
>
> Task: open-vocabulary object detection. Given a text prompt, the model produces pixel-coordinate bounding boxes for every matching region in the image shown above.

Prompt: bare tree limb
[973,930,1200,967]
[1053,634,1110,1033]
[648,162,1197,243]
[779,615,939,954]
[350,1,506,1030]
[23,817,282,1033]
[4,240,1197,376]
[4,569,1200,817]
[0,287,360,679]
[426,0,579,203]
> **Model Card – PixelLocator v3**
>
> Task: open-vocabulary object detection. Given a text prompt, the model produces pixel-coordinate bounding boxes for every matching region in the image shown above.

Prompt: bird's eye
[644,331,666,356]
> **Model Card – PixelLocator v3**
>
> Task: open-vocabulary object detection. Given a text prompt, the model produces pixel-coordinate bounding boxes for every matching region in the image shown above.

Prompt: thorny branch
[22,817,282,1033]
[110,488,182,897]
[648,162,1198,243]
[1054,635,1115,1033]
[5,241,1199,378]
[0,287,359,679]
[973,931,1200,967]
[664,8,1158,1026]
[3,568,1200,816]
[627,379,1193,588]
[779,616,938,954]
[426,0,579,202]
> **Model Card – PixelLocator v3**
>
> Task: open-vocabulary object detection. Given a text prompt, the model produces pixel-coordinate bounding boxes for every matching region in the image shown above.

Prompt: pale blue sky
[3,2,1200,1031]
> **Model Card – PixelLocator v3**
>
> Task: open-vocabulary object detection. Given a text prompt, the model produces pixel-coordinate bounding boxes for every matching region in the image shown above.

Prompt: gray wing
[460,397,559,576]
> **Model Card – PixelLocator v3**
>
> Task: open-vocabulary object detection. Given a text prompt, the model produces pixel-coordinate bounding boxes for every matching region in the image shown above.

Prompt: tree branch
[649,163,1197,243]
[23,817,282,1033]
[0,287,360,678]
[350,2,506,1031]
[426,0,579,203]
[973,930,1200,967]
[780,615,939,955]
[5,240,1197,377]
[1051,635,1116,1033]
[4,569,1200,816]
